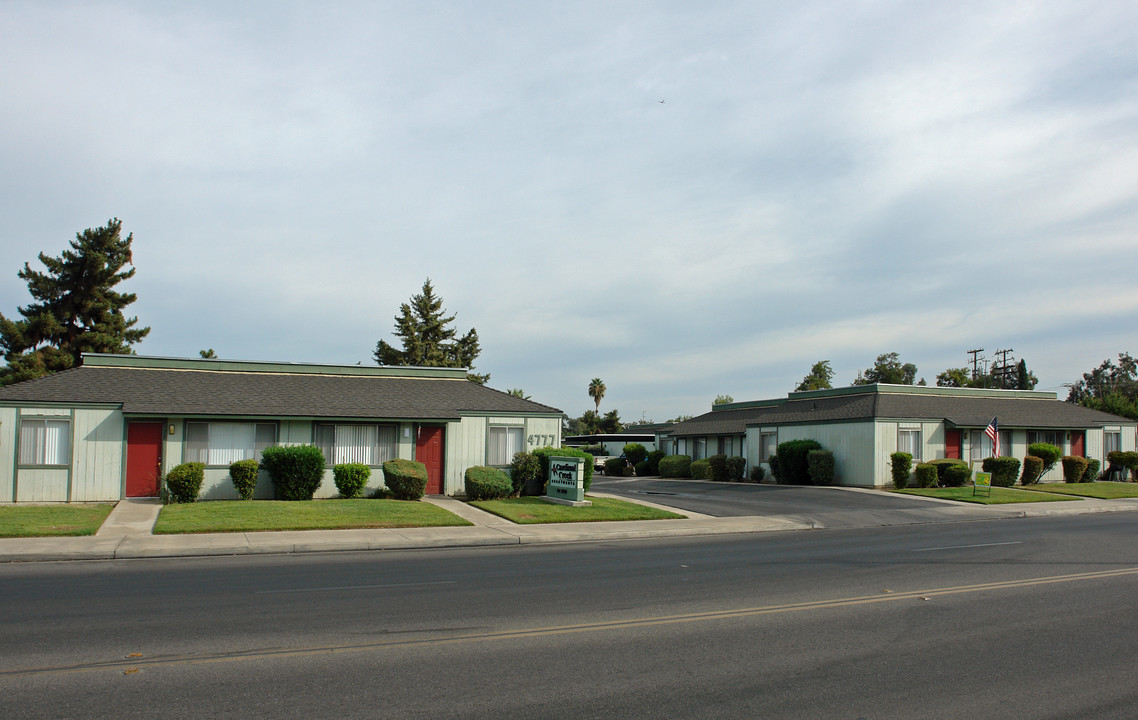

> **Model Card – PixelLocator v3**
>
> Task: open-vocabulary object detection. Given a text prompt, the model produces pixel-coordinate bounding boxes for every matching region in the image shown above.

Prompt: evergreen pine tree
[373,279,488,384]
[0,219,149,385]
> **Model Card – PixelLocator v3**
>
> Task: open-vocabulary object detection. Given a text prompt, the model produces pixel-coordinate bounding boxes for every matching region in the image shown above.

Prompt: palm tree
[588,378,606,414]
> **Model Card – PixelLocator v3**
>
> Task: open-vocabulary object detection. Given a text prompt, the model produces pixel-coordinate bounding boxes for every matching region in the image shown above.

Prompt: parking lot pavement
[589,476,995,526]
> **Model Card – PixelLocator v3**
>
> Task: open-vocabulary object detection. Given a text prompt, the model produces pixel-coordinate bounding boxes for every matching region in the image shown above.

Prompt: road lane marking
[254,580,456,594]
[6,566,1138,679]
[911,541,1023,552]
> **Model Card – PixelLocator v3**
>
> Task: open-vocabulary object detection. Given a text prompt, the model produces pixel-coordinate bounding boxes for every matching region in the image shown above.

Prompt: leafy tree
[199,348,217,359]
[588,377,606,413]
[852,353,918,385]
[0,219,149,386]
[506,388,530,400]
[796,360,834,391]
[1068,353,1138,420]
[373,278,487,384]
[713,394,734,405]
[666,414,693,423]
[936,367,972,387]
[599,409,622,434]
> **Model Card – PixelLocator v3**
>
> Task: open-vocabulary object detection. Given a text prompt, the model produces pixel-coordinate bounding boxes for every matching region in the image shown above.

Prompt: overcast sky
[2,1,1136,422]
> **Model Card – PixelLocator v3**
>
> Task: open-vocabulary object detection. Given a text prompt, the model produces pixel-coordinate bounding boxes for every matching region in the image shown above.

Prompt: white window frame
[185,421,277,466]
[314,423,396,467]
[488,425,524,466]
[898,427,922,462]
[1104,429,1122,456]
[18,417,71,466]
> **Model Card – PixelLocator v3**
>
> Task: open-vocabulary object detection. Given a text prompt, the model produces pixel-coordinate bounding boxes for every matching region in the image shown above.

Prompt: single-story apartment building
[0,354,562,502]
[658,384,1137,487]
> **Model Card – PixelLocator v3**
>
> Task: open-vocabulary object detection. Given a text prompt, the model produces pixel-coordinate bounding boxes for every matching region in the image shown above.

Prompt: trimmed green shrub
[510,451,542,496]
[927,458,968,484]
[768,455,782,482]
[1119,451,1138,481]
[634,460,650,476]
[1061,456,1089,484]
[622,443,648,467]
[942,464,971,488]
[749,465,766,483]
[806,449,835,486]
[464,466,512,500]
[261,445,326,501]
[531,447,594,492]
[707,454,728,481]
[382,458,428,500]
[604,457,626,476]
[1082,458,1101,483]
[1020,455,1044,485]
[914,463,938,488]
[165,462,204,504]
[691,459,711,479]
[983,456,1021,488]
[645,450,666,476]
[890,452,913,490]
[774,439,823,485]
[1105,450,1130,481]
[726,456,746,481]
[1027,442,1062,480]
[333,463,371,499]
[228,459,259,501]
[659,454,692,478]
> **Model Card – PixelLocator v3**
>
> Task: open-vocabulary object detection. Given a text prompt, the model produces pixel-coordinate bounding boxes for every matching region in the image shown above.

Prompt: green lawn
[469,496,685,524]
[897,486,1077,505]
[1018,482,1138,499]
[0,504,115,537]
[154,499,472,534]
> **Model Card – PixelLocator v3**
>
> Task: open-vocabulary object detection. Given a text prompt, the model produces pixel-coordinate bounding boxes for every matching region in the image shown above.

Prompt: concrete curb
[3,492,1137,563]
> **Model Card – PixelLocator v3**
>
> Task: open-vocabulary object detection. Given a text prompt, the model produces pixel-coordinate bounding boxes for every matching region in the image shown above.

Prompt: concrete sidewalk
[3,490,1137,563]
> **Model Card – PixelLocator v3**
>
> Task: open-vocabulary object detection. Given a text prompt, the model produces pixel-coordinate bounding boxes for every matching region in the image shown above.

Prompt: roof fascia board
[788,383,1058,401]
[81,353,468,379]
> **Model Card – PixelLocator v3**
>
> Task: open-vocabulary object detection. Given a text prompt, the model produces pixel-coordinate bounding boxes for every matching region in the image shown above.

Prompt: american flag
[985,417,999,457]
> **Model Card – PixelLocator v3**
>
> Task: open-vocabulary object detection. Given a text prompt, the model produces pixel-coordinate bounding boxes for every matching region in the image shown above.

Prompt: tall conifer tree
[373,279,488,384]
[0,219,149,385]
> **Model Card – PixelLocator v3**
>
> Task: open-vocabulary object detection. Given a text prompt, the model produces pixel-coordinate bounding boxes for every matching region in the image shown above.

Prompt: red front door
[1071,431,1085,457]
[126,422,163,497]
[945,429,962,459]
[415,425,444,495]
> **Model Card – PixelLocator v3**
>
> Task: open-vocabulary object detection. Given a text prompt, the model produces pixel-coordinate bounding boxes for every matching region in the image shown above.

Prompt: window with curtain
[970,429,1011,461]
[488,426,523,466]
[1027,430,1064,451]
[693,437,707,461]
[314,423,396,466]
[1104,430,1121,456]
[760,432,777,462]
[185,422,276,465]
[898,428,922,461]
[18,418,70,466]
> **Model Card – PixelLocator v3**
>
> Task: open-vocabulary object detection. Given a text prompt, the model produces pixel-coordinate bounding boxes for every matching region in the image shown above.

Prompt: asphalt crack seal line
[5,566,1137,679]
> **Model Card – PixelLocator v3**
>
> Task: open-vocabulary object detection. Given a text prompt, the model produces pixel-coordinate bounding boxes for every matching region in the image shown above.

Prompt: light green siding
[72,408,124,501]
[781,422,877,486]
[16,469,69,502]
[0,407,14,501]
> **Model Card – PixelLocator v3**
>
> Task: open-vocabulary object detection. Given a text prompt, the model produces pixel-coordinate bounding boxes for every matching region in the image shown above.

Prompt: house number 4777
[527,434,555,447]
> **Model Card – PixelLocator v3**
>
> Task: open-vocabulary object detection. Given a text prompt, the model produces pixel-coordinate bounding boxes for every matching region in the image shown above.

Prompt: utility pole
[967,348,985,380]
[992,348,1015,389]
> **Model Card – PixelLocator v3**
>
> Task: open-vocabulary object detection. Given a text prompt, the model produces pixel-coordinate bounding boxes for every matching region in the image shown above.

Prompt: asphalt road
[3,514,1138,718]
